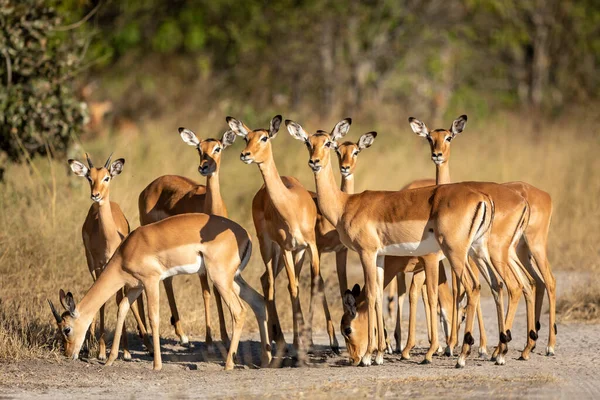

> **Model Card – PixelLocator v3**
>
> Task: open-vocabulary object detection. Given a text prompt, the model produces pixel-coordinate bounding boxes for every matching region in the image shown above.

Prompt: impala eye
[261,136,268,142]
[353,151,359,157]
[103,177,110,182]
[63,327,72,336]
[325,141,332,148]
[214,147,221,153]
[344,326,352,336]
[446,136,453,142]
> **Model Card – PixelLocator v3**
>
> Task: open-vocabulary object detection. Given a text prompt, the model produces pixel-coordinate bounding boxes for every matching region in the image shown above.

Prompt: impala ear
[68,160,88,177]
[351,283,361,298]
[343,289,357,318]
[451,114,468,137]
[408,117,429,137]
[59,290,79,318]
[226,116,250,137]
[331,118,352,141]
[220,130,236,149]
[269,115,283,138]
[109,159,125,177]
[357,132,377,150]
[179,127,201,146]
[285,120,309,142]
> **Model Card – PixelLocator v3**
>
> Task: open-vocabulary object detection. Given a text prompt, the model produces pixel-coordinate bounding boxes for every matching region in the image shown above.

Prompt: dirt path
[1,293,599,399]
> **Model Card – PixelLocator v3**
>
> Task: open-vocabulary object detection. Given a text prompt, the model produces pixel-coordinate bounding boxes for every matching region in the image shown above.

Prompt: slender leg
[437,262,454,349]
[455,259,480,369]
[115,289,131,361]
[259,238,285,349]
[162,277,188,345]
[213,280,246,371]
[106,286,143,367]
[446,269,459,356]
[98,303,106,361]
[145,283,163,371]
[374,256,386,365]
[423,256,440,364]
[292,249,308,346]
[282,249,303,351]
[387,277,397,321]
[358,251,379,366]
[214,286,229,345]
[402,269,424,360]
[394,272,407,353]
[129,292,153,352]
[198,272,214,345]
[335,248,349,297]
[309,243,339,353]
[235,274,272,367]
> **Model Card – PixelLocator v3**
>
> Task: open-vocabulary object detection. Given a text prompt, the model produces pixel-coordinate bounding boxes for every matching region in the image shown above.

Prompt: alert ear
[68,160,88,177]
[109,159,125,177]
[408,117,429,137]
[343,289,357,318]
[59,289,78,318]
[285,120,309,142]
[357,131,377,150]
[226,116,250,137]
[269,115,283,138]
[451,114,467,137]
[351,283,361,298]
[179,127,201,146]
[331,118,352,141]
[220,130,236,149]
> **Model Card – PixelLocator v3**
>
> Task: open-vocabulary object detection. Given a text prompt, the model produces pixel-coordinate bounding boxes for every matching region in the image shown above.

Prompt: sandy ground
[2,288,600,400]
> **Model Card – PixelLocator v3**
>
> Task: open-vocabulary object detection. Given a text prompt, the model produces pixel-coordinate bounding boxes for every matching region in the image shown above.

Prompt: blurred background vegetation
[1,0,599,359]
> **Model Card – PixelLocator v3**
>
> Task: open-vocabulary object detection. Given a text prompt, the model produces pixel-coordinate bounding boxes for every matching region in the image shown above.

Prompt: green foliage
[0,0,86,163]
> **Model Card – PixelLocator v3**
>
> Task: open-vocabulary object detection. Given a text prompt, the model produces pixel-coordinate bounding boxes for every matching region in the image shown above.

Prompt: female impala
[287,118,499,367]
[409,115,555,358]
[48,213,271,371]
[68,153,150,361]
[227,115,339,354]
[138,128,236,345]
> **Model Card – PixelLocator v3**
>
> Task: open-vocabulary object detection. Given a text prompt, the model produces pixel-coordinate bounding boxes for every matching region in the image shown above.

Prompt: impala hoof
[375,352,384,365]
[122,351,132,361]
[331,345,341,356]
[444,346,453,357]
[97,353,107,362]
[495,355,506,365]
[420,358,432,365]
[546,347,555,356]
[361,354,372,366]
[478,348,489,360]
[180,335,190,346]
[455,359,465,369]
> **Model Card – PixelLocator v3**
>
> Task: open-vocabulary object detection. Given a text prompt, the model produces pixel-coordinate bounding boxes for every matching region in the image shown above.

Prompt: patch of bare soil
[1,295,600,399]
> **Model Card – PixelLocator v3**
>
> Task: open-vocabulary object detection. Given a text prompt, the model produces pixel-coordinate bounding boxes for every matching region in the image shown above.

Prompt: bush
[0,0,87,164]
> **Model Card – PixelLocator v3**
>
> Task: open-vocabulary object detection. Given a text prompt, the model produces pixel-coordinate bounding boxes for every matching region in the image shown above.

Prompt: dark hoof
[490,356,497,362]
[420,359,432,365]
[518,356,527,361]
[455,363,464,369]
[331,346,341,356]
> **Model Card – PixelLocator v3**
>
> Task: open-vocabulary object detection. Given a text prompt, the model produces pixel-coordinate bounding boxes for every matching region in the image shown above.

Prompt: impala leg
[387,276,397,321]
[292,249,309,347]
[129,292,153,353]
[196,272,214,345]
[98,303,107,361]
[162,277,187,345]
[394,271,407,354]
[437,262,454,349]
[235,274,272,367]
[456,260,480,369]
[446,269,459,357]
[402,270,424,360]
[259,238,285,350]
[509,256,537,361]
[309,243,339,353]
[106,286,142,367]
[423,257,440,364]
[358,251,379,366]
[213,280,246,371]
[115,289,131,361]
[374,256,386,365]
[214,286,230,345]
[282,249,303,352]
[335,249,349,297]
[144,282,163,371]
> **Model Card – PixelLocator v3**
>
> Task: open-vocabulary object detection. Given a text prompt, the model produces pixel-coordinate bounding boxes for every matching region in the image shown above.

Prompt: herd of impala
[48,114,556,371]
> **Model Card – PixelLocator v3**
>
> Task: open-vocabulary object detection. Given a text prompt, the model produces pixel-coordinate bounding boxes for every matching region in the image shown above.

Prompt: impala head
[179,127,236,176]
[336,132,377,178]
[68,153,125,203]
[408,115,467,165]
[340,284,369,365]
[226,115,282,164]
[286,118,359,173]
[48,290,87,360]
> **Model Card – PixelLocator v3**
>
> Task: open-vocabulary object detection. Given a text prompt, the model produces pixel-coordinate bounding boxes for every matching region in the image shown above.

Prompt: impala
[137,128,236,346]
[227,115,339,354]
[409,115,556,358]
[68,153,150,361]
[287,118,498,367]
[49,213,271,371]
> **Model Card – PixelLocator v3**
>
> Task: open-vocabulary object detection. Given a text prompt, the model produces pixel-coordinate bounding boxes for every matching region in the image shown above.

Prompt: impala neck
[205,171,227,217]
[436,161,451,185]
[314,158,348,227]
[77,257,127,325]
[257,155,292,210]
[97,194,120,250]
[340,174,354,194]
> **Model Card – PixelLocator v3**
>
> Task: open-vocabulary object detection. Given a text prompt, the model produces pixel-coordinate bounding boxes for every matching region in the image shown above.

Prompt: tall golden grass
[1,109,598,360]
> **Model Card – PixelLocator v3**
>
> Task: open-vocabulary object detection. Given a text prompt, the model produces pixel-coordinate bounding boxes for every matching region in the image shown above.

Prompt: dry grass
[0,108,599,361]
[557,280,600,322]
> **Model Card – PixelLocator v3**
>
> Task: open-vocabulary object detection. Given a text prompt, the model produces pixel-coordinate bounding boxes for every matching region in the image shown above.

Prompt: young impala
[409,115,555,358]
[287,118,499,367]
[49,213,271,371]
[227,115,339,354]
[138,128,237,346]
[68,153,150,361]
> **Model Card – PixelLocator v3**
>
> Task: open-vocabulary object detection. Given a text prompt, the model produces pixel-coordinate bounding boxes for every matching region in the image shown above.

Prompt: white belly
[377,236,440,257]
[161,256,205,280]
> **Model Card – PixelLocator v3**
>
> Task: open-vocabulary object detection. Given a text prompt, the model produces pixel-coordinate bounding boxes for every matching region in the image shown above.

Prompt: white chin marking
[375,352,384,365]
[161,256,205,280]
[378,235,441,257]
[361,353,372,366]
[242,159,252,164]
